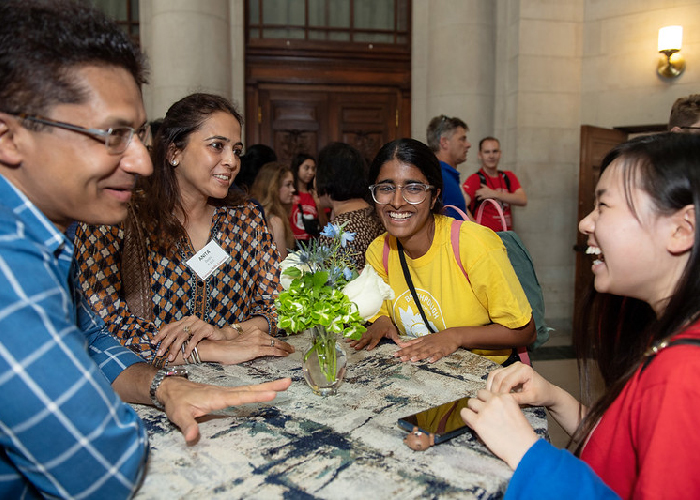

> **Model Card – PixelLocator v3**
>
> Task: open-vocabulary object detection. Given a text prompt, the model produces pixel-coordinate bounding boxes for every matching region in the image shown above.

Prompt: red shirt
[580,323,700,499]
[462,169,521,232]
[289,191,319,242]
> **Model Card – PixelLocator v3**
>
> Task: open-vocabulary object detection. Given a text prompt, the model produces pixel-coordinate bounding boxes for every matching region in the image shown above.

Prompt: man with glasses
[0,1,289,498]
[669,94,700,133]
[426,115,472,219]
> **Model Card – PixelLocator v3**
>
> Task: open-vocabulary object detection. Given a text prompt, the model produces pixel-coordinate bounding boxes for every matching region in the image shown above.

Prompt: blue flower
[320,223,340,238]
[339,231,355,248]
[342,267,353,281]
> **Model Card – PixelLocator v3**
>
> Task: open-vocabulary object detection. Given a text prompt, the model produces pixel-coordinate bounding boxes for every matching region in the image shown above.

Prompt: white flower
[342,265,394,320]
[279,251,311,290]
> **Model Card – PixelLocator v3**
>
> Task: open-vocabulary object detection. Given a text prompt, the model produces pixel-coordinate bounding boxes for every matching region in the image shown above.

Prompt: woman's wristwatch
[149,366,188,410]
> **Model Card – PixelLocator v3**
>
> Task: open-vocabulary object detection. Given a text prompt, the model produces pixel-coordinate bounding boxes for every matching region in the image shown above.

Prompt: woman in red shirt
[462,132,700,499]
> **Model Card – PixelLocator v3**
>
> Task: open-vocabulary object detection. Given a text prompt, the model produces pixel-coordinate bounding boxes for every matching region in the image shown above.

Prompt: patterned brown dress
[73,203,281,368]
[320,206,386,271]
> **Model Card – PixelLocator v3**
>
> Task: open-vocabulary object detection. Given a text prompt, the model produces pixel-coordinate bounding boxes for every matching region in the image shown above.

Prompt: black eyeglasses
[10,113,151,154]
[679,126,700,132]
[369,183,434,205]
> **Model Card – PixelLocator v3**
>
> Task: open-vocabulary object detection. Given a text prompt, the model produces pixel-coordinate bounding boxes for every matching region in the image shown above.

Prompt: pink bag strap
[382,234,390,274]
[475,198,507,232]
[442,204,473,222]
[450,219,469,283]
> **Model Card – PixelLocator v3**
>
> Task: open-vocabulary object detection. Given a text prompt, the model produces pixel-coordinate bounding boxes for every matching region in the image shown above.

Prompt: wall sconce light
[657,25,685,78]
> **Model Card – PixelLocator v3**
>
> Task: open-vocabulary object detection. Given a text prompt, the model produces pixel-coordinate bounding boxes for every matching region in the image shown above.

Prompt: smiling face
[298,159,316,186]
[278,171,295,205]
[374,159,439,254]
[578,161,682,309]
[0,65,152,231]
[170,111,243,202]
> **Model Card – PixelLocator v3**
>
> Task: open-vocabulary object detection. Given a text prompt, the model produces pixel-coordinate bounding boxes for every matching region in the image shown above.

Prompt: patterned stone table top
[133,335,548,499]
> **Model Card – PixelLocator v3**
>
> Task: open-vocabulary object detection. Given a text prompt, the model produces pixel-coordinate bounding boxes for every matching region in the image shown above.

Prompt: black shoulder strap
[642,338,700,371]
[477,170,511,194]
[499,171,511,192]
[396,240,436,334]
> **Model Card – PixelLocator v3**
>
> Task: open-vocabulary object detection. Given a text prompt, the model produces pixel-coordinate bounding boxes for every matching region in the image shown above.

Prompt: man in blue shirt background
[426,115,472,219]
[0,1,290,498]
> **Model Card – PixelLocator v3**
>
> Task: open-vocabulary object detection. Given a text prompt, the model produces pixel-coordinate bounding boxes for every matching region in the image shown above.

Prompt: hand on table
[212,329,295,364]
[460,389,538,470]
[158,377,292,445]
[394,329,460,363]
[348,315,399,351]
[152,316,227,363]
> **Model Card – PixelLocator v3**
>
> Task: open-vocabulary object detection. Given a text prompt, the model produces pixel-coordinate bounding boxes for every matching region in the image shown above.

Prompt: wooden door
[251,86,405,163]
[330,91,399,164]
[573,125,627,332]
[258,88,330,162]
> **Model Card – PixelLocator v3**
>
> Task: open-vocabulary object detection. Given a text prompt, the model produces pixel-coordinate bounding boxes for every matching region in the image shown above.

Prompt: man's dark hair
[316,142,369,202]
[669,94,700,130]
[0,0,148,116]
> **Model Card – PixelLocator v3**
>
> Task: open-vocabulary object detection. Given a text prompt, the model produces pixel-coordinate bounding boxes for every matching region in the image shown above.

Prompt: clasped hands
[460,362,556,469]
[152,315,294,364]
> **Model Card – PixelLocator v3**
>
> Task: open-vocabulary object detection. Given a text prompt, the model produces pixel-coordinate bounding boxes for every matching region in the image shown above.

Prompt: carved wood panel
[252,86,404,164]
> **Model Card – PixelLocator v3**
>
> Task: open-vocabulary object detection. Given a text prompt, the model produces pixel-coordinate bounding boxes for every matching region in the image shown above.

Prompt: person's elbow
[517,317,536,346]
[514,189,527,206]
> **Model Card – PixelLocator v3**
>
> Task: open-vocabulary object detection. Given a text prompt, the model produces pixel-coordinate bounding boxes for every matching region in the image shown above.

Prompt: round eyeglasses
[10,113,151,155]
[369,183,434,205]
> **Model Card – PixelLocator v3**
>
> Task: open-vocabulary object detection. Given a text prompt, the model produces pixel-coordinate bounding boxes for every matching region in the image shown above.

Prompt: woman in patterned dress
[74,93,293,367]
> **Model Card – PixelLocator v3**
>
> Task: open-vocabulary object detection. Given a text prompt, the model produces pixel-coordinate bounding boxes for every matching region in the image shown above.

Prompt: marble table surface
[133,335,548,499]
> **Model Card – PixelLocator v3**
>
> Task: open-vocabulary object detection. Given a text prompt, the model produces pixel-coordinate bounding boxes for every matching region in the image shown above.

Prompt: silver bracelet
[181,340,190,365]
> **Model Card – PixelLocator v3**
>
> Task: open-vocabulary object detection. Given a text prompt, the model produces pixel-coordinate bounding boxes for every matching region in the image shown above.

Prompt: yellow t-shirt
[365,215,532,364]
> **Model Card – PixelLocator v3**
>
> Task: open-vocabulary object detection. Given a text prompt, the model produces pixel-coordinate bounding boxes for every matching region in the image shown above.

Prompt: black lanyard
[396,239,436,334]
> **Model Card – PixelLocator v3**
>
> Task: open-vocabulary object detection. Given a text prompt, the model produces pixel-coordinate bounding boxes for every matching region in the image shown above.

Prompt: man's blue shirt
[439,160,467,219]
[0,174,149,499]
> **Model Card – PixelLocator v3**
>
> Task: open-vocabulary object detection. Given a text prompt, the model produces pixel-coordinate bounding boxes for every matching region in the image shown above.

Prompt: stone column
[144,0,232,119]
[412,0,495,176]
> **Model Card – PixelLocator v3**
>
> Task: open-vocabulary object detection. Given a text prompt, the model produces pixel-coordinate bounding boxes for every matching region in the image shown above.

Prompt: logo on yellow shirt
[394,289,445,337]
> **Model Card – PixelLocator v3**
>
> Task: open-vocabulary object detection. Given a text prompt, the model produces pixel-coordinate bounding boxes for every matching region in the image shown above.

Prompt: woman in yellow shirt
[351,138,534,364]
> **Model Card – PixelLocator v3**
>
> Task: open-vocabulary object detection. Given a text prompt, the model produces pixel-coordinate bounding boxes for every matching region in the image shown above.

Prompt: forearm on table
[112,362,157,405]
[239,315,271,333]
[451,318,536,349]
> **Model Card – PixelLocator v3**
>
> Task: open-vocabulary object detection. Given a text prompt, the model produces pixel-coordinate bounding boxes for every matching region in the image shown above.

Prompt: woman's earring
[170,159,179,167]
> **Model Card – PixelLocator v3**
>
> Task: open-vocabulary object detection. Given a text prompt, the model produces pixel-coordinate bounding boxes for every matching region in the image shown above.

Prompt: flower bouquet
[276,222,393,395]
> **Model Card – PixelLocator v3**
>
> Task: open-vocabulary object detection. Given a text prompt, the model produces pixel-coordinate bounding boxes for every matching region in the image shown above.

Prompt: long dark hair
[368,138,443,214]
[573,132,700,452]
[290,153,316,191]
[136,93,245,249]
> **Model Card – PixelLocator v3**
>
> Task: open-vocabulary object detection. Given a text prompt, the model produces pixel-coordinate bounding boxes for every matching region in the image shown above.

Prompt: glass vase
[302,325,347,396]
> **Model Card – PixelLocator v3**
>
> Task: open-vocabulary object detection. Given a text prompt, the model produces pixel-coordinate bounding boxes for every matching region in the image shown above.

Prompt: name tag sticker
[186,240,230,280]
